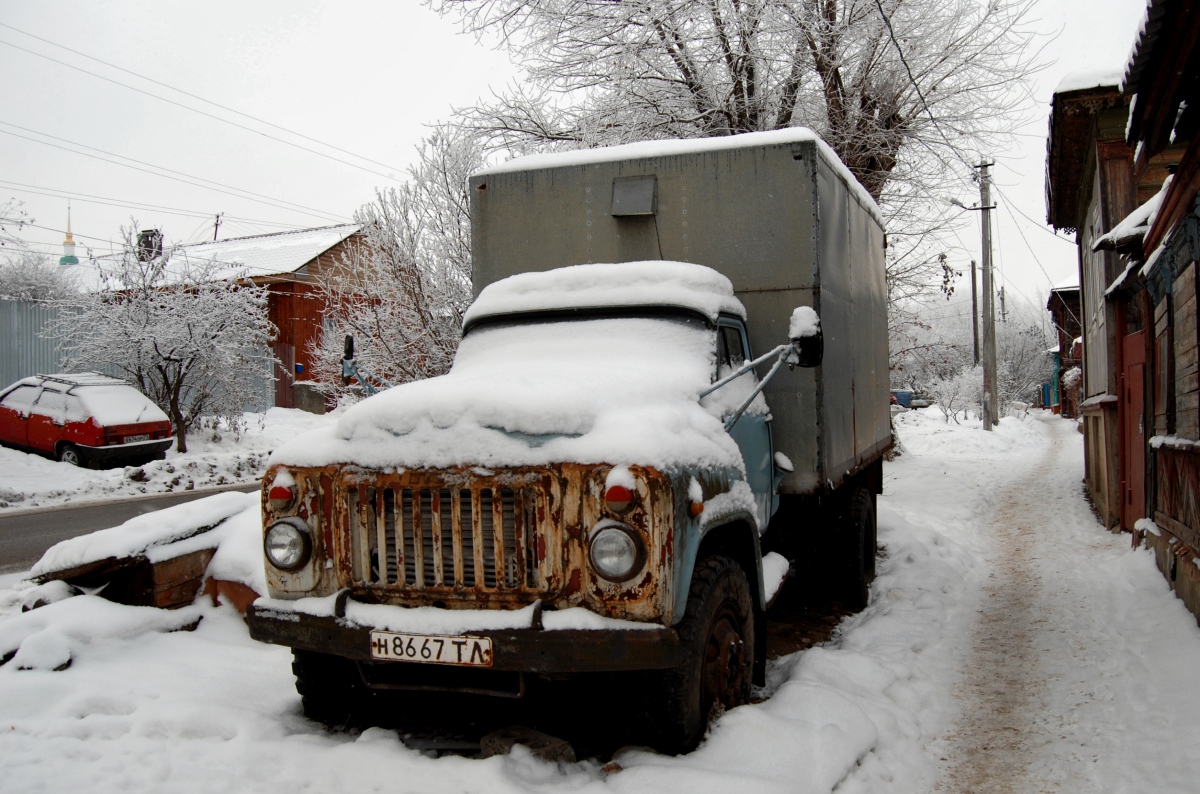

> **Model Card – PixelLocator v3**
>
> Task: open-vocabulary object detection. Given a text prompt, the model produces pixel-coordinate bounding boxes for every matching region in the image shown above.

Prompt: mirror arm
[723,348,790,432]
[700,343,790,399]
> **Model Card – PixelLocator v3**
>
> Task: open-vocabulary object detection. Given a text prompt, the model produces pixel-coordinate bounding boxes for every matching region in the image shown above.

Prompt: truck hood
[270,315,747,473]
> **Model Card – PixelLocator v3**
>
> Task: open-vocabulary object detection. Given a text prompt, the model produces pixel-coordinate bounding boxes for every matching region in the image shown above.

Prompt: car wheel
[652,555,754,754]
[58,444,84,467]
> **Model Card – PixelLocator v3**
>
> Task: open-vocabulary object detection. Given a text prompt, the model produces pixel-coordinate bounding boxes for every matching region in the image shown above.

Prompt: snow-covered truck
[246,129,890,752]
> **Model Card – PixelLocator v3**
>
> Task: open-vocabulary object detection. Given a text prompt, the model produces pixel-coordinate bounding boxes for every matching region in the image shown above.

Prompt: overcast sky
[1,0,1150,315]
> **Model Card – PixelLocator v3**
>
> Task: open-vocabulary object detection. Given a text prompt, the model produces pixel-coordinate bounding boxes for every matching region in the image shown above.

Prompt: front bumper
[246,603,682,674]
[80,438,173,463]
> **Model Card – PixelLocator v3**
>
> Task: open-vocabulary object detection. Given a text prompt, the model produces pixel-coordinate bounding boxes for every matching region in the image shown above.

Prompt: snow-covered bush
[0,250,79,301]
[929,364,982,423]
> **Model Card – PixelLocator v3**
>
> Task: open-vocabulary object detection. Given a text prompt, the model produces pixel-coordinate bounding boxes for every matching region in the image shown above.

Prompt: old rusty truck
[246,128,891,753]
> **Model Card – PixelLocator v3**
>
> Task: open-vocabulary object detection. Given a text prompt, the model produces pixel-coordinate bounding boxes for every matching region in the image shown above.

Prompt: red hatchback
[0,373,173,468]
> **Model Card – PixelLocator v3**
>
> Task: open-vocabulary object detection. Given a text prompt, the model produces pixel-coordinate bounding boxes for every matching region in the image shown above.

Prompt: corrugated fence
[0,299,61,386]
[0,298,274,411]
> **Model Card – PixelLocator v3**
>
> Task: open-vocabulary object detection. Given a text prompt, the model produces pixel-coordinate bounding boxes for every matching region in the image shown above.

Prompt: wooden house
[1046,79,1138,529]
[1049,0,1200,618]
[169,224,361,409]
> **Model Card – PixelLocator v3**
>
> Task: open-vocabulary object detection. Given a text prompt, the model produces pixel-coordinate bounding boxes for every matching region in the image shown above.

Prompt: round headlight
[264,520,311,571]
[589,523,645,582]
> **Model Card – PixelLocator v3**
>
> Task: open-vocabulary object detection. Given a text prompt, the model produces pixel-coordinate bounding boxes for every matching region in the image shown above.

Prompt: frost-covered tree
[0,250,80,301]
[309,128,483,397]
[432,0,1040,307]
[48,225,278,453]
[0,199,31,252]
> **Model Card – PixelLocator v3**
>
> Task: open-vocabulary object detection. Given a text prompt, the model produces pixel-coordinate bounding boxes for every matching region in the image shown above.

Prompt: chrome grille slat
[347,481,542,593]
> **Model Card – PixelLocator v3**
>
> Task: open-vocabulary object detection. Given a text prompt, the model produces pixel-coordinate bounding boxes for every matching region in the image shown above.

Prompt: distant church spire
[59,201,79,266]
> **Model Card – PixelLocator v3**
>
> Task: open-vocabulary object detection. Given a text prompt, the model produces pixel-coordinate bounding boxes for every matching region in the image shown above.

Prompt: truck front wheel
[653,555,754,754]
[291,649,369,728]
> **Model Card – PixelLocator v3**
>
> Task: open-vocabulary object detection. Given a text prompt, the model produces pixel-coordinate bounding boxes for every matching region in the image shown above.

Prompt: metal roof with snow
[170,224,360,281]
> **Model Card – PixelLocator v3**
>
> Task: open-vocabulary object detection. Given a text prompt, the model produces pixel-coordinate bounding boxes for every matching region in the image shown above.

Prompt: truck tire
[291,649,369,727]
[837,487,875,610]
[653,555,754,754]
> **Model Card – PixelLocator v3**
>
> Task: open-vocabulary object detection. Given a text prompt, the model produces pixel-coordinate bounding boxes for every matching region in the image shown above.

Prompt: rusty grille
[344,484,541,592]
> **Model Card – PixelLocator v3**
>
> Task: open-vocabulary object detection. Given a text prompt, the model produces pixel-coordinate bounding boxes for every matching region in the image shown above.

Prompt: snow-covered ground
[2,410,1199,792]
[0,408,332,511]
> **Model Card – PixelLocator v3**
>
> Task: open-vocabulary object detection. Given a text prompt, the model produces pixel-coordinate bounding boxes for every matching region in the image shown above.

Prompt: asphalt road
[0,484,259,575]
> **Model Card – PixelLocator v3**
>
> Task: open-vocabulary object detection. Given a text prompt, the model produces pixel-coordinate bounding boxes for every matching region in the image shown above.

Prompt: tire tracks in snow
[935,421,1063,794]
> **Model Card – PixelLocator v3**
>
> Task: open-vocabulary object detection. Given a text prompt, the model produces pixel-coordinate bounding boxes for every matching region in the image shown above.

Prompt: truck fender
[672,512,768,620]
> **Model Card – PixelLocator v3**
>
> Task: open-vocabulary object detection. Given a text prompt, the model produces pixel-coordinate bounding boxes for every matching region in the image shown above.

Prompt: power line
[0,180,308,230]
[0,121,349,223]
[0,38,403,185]
[993,183,1082,329]
[0,22,407,176]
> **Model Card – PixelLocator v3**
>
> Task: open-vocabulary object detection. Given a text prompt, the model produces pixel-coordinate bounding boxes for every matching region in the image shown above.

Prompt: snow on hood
[463,260,745,327]
[271,313,744,473]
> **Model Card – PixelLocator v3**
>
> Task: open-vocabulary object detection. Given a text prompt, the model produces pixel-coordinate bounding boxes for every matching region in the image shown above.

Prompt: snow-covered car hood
[271,314,746,472]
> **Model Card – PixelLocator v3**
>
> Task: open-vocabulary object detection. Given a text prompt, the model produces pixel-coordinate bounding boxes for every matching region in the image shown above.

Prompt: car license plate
[369,631,493,667]
[125,434,149,443]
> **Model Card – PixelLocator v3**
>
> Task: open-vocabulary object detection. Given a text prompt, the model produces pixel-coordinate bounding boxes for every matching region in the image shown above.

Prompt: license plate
[125,434,149,443]
[369,631,493,667]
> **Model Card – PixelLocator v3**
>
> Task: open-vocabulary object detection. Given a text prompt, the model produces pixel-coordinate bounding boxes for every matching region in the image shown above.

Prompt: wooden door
[1122,331,1146,529]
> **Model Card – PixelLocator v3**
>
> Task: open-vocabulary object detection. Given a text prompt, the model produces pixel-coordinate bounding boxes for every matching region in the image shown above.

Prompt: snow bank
[476,128,885,227]
[0,595,202,670]
[272,313,745,474]
[464,261,745,326]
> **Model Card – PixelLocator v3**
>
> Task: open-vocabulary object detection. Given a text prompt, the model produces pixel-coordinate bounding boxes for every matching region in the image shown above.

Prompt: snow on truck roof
[463,261,746,328]
[475,127,884,227]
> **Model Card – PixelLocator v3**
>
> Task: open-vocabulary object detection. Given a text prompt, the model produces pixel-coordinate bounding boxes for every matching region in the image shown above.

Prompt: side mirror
[788,307,822,368]
[792,332,823,368]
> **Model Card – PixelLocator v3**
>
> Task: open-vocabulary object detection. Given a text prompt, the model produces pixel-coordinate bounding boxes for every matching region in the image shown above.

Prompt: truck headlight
[588,522,645,582]
[264,519,311,571]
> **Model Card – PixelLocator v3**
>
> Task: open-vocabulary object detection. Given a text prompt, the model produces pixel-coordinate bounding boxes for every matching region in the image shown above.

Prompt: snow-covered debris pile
[271,262,746,474]
[29,492,265,610]
[1094,175,1171,253]
[33,492,254,578]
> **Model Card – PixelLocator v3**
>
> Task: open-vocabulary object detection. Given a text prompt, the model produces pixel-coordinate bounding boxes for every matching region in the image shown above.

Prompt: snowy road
[930,416,1200,793]
[2,411,1199,793]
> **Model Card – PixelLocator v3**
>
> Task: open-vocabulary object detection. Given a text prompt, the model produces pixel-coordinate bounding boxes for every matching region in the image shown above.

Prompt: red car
[0,373,173,468]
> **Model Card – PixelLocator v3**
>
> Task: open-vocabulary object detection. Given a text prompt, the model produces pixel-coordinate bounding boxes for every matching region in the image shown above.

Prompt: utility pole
[970,259,980,366]
[213,213,223,241]
[978,162,998,430]
[999,286,1007,323]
